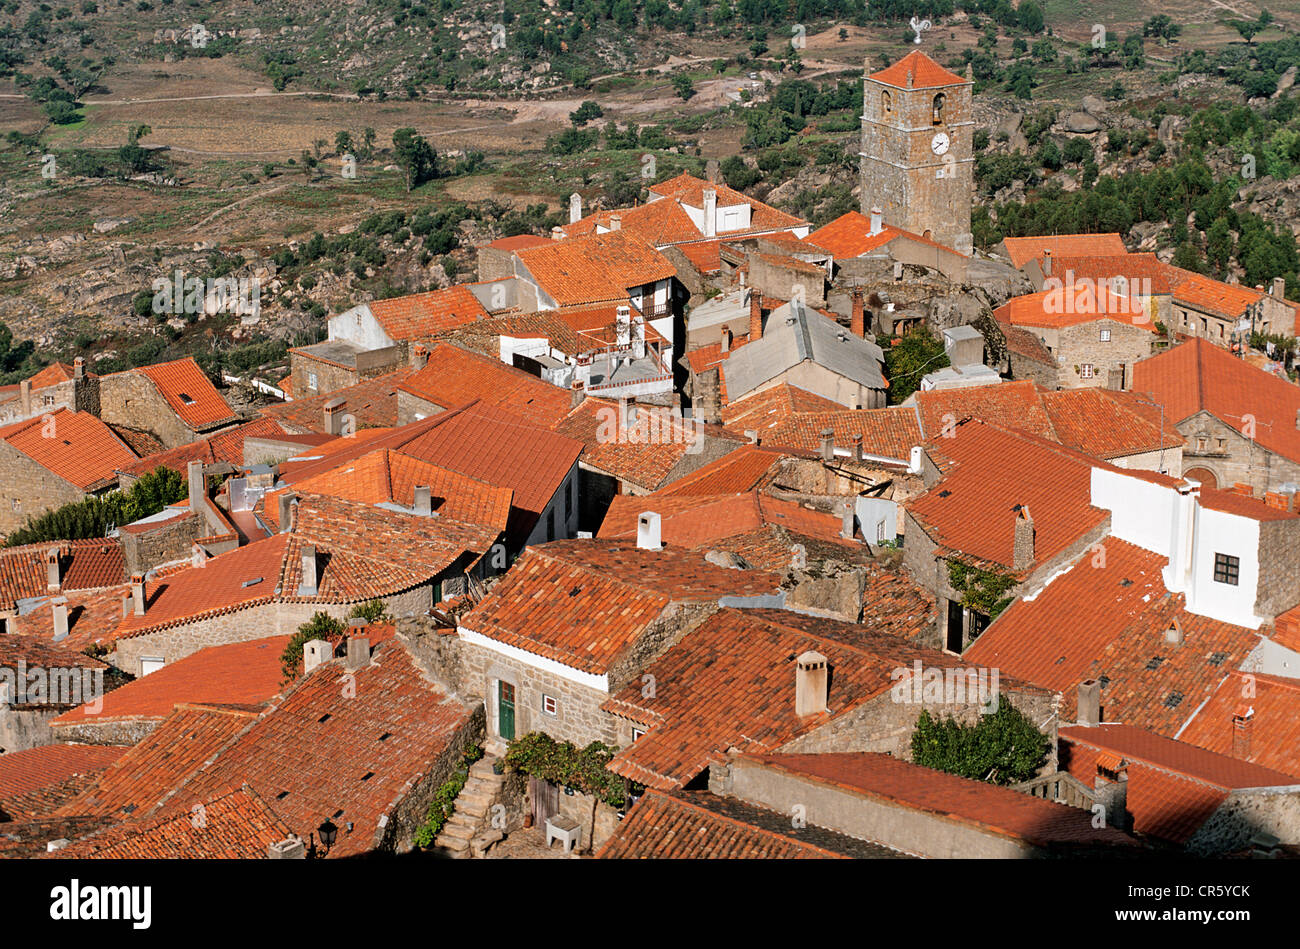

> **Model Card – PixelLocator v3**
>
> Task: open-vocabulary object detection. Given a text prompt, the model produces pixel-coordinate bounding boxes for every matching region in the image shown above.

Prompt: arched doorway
[1184,467,1218,490]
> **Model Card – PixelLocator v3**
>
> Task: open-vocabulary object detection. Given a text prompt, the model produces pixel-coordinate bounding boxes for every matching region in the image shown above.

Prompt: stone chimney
[869,207,883,236]
[852,434,864,463]
[608,214,621,232]
[268,837,307,859]
[51,597,69,642]
[620,397,638,431]
[323,398,346,437]
[298,545,319,597]
[840,502,855,541]
[1042,249,1052,277]
[191,542,207,569]
[720,324,732,354]
[1078,679,1101,727]
[131,574,146,616]
[705,158,720,184]
[551,226,564,240]
[632,314,646,360]
[74,356,85,381]
[121,592,132,619]
[1012,505,1035,572]
[795,651,829,717]
[412,344,429,370]
[1094,766,1130,833]
[1233,707,1254,758]
[702,188,717,238]
[637,511,662,551]
[46,547,61,593]
[346,619,371,671]
[819,428,834,462]
[413,485,432,516]
[569,192,583,225]
[851,289,865,337]
[749,291,763,341]
[302,638,332,675]
[19,379,31,418]
[278,492,298,533]
[187,460,206,511]
[1273,276,1286,299]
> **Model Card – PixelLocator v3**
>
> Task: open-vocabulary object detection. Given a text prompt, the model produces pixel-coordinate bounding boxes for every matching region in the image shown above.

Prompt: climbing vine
[413,744,485,848]
[947,560,1018,619]
[503,732,636,809]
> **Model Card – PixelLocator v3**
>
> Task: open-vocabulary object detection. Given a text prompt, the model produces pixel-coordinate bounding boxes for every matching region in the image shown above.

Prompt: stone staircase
[433,755,507,858]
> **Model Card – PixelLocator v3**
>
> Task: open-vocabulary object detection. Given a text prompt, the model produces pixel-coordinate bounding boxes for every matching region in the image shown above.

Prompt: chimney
[1273,276,1286,299]
[608,214,621,232]
[749,291,763,341]
[346,619,371,671]
[73,356,85,381]
[1077,679,1101,726]
[795,651,829,717]
[569,192,583,225]
[413,485,432,516]
[187,460,206,511]
[19,379,31,418]
[1012,505,1035,572]
[616,305,631,348]
[869,206,883,236]
[551,226,564,240]
[720,324,732,354]
[191,542,207,569]
[302,638,332,675]
[819,428,834,462]
[637,511,662,551]
[840,502,855,541]
[131,573,146,616]
[323,398,346,437]
[744,429,759,444]
[46,547,61,593]
[620,396,638,431]
[278,492,297,533]
[1042,249,1052,277]
[851,289,865,337]
[702,188,717,238]
[268,837,307,859]
[852,434,863,462]
[51,597,69,642]
[632,314,646,360]
[1233,707,1254,759]
[298,545,319,597]
[705,158,720,184]
[121,592,131,619]
[1164,618,1184,645]
[1094,767,1130,833]
[412,344,429,370]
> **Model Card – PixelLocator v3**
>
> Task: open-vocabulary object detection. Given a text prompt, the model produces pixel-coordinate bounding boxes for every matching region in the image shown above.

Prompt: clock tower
[860,50,974,255]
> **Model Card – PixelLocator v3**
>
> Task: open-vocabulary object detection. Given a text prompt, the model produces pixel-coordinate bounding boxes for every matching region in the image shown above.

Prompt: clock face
[931,132,950,156]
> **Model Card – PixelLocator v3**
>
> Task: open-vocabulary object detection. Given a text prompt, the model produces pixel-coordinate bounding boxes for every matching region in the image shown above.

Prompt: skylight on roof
[178,393,195,404]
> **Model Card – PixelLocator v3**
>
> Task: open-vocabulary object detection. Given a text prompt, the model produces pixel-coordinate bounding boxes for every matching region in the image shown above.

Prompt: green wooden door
[498,680,516,740]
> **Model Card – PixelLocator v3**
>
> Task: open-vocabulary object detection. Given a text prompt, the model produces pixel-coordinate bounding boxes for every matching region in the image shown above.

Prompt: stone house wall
[1177,410,1300,495]
[0,442,87,538]
[1186,787,1300,855]
[1257,518,1300,619]
[98,372,198,449]
[1052,318,1152,390]
[120,512,205,575]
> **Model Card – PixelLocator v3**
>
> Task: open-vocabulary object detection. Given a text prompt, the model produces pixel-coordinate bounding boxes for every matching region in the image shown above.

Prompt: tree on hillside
[392,127,437,192]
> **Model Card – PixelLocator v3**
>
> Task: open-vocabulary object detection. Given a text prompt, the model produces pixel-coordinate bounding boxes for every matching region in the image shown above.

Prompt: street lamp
[318,818,338,853]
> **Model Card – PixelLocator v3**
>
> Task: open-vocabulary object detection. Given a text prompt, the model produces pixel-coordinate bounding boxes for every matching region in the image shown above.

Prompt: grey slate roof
[721,299,886,400]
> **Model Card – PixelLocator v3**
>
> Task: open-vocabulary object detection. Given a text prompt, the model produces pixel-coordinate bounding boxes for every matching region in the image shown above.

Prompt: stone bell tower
[860,50,975,255]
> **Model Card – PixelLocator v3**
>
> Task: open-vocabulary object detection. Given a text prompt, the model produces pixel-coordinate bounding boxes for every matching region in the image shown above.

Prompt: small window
[10,500,18,512]
[1213,553,1240,586]
[1196,437,1208,452]
[178,392,195,405]
[881,90,892,115]
[546,507,555,541]
[140,657,165,676]
[932,93,945,125]
[876,519,887,543]
[632,728,645,742]
[308,372,318,391]
[1099,328,1111,342]
[1216,438,1226,450]
[41,394,54,406]
[542,694,557,716]
[1080,364,1095,379]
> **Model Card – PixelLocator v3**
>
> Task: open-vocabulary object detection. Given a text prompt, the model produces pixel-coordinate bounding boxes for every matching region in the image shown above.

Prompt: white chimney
[51,597,69,642]
[869,206,883,236]
[302,638,332,675]
[637,511,662,550]
[413,485,432,516]
[608,214,621,232]
[278,492,298,533]
[570,192,583,225]
[323,398,346,436]
[1077,679,1101,727]
[795,651,829,717]
[908,445,924,474]
[46,547,61,593]
[187,460,206,510]
[703,188,717,237]
[191,542,207,568]
[298,545,319,596]
[620,396,638,431]
[632,315,646,359]
[616,306,631,348]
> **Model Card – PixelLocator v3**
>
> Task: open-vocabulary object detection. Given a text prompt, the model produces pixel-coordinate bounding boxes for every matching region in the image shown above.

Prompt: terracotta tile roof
[1041,253,1173,294]
[8,583,135,652]
[129,357,240,431]
[596,789,900,858]
[516,231,677,307]
[553,398,711,491]
[53,635,290,727]
[146,639,474,858]
[0,745,125,821]
[646,174,808,237]
[746,751,1137,850]
[807,211,966,259]
[998,322,1055,364]
[460,539,781,675]
[290,448,513,533]
[603,608,1043,790]
[0,816,114,856]
[966,540,1261,735]
[907,419,1107,572]
[56,704,258,819]
[485,234,552,251]
[25,362,82,388]
[564,198,704,246]
[261,368,416,434]
[676,240,723,274]
[1059,724,1300,844]
[1167,267,1263,319]
[432,312,588,359]
[57,784,296,859]
[1039,388,1184,459]
[1001,233,1128,270]
[753,251,825,277]
[860,561,938,642]
[0,635,110,698]
[0,408,137,492]
[397,343,573,429]
[1178,672,1300,777]
[868,50,968,89]
[0,539,126,608]
[914,380,1057,441]
[655,445,785,496]
[720,383,844,435]
[994,287,1157,331]
[1132,337,1300,466]
[743,406,922,461]
[365,284,490,340]
[116,417,303,479]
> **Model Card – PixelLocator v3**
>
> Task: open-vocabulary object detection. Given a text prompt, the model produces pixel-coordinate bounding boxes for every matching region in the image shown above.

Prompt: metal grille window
[1213,553,1240,586]
[1080,364,1095,379]
[1099,328,1111,342]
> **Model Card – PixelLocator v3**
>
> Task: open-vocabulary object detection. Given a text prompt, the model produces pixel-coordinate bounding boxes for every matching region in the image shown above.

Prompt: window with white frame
[1080,364,1095,379]
[1099,328,1111,342]
[632,728,645,742]
[307,371,318,391]
[542,694,557,716]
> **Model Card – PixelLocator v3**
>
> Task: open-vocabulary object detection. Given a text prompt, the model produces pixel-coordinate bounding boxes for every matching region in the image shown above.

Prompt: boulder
[1065,111,1103,134]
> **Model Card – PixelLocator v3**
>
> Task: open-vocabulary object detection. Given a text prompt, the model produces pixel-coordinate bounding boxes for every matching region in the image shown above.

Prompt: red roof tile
[485,234,552,251]
[516,231,676,307]
[1167,267,1263,319]
[553,398,714,491]
[1179,672,1300,778]
[365,284,490,340]
[868,50,969,89]
[1001,233,1128,270]
[397,343,572,429]
[0,408,137,491]
[994,287,1157,331]
[129,357,240,431]
[0,744,125,820]
[807,211,966,259]
[739,406,922,461]
[262,368,416,434]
